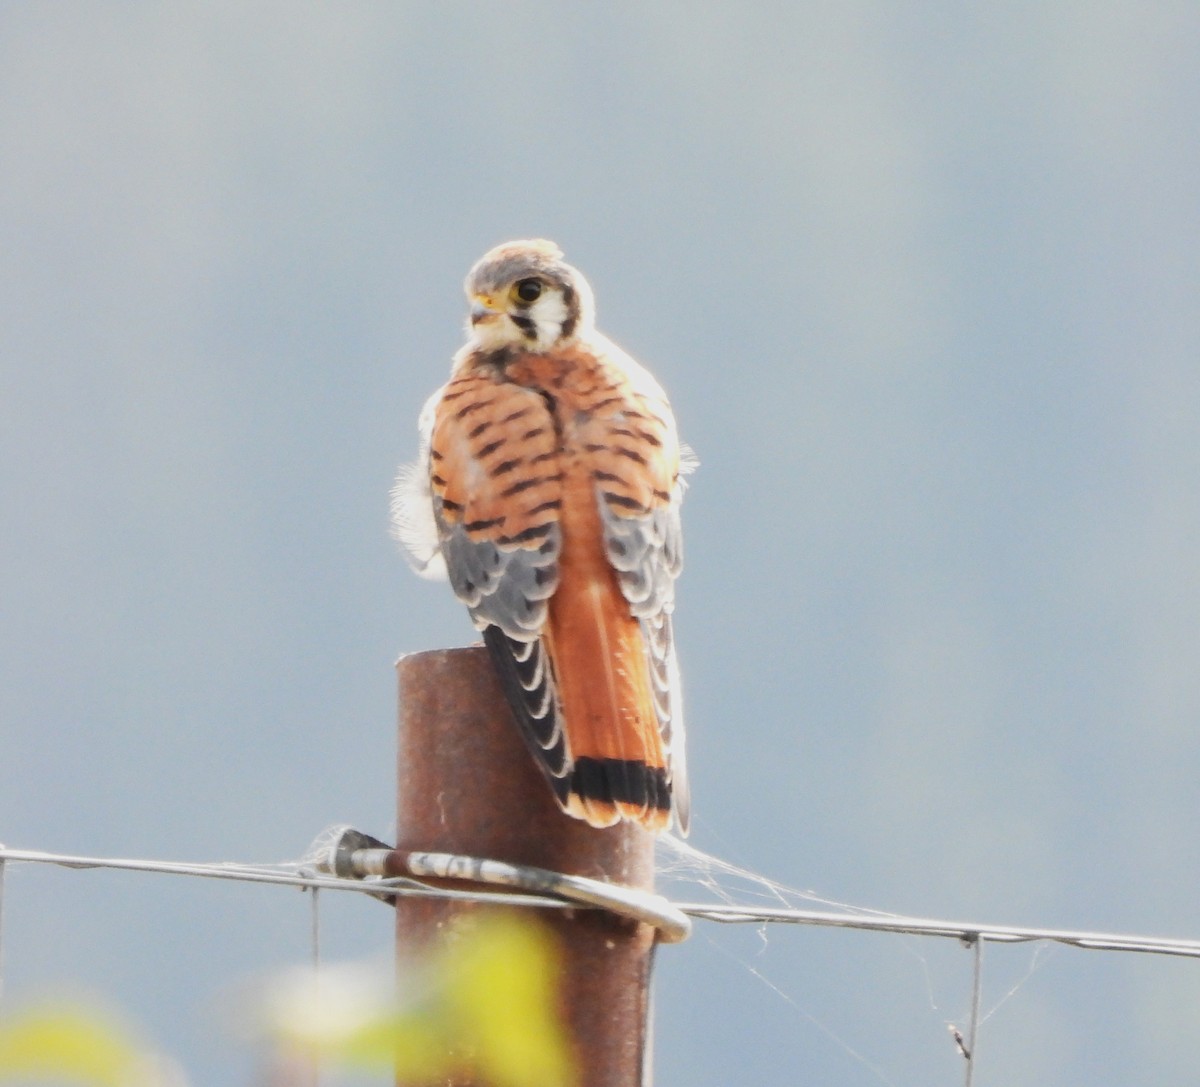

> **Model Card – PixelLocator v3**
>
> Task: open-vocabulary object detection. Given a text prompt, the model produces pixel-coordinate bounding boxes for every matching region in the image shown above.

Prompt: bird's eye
[513,278,543,304]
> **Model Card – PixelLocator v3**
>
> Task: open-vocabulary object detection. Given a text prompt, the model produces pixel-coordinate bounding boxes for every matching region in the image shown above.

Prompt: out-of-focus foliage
[438,914,576,1087]
[0,915,573,1085]
[260,912,577,1086]
[0,1002,183,1086]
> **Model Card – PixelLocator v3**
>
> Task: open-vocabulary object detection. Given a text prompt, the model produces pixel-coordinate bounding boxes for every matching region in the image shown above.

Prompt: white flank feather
[390,388,447,580]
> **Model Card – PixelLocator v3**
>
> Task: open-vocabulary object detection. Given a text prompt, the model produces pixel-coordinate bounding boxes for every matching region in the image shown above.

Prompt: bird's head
[463,239,595,353]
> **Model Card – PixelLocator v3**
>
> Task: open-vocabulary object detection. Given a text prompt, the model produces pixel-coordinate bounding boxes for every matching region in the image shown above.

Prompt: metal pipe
[396,646,659,1087]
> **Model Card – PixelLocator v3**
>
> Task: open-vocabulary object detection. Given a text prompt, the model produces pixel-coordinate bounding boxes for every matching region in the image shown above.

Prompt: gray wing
[598,474,690,833]
[422,373,573,788]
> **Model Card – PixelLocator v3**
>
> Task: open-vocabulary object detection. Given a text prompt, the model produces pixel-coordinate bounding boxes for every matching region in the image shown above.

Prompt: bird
[393,239,691,833]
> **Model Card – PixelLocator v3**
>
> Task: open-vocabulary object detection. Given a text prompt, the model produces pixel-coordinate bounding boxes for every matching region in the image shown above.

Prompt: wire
[673,900,1200,958]
[309,884,321,972]
[964,936,983,1087]
[3,845,1200,959]
[0,846,575,906]
[5,840,1200,1086]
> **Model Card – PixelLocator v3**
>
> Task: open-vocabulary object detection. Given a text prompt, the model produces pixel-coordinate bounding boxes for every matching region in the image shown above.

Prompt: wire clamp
[307,825,692,944]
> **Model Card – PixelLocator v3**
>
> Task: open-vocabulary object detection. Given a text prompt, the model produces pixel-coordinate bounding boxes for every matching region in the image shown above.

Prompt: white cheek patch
[530,291,569,348]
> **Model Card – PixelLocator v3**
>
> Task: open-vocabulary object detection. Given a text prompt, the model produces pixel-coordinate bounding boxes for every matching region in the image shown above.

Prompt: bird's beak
[470,294,501,324]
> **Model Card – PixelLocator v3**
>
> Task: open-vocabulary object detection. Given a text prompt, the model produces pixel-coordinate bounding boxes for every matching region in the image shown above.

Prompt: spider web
[654,829,1056,1084]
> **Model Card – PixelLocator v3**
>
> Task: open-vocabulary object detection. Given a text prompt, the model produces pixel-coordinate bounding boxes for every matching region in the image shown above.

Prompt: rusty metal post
[396,646,658,1087]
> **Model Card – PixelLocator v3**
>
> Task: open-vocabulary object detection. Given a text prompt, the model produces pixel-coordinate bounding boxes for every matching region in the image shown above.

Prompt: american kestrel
[393,239,691,833]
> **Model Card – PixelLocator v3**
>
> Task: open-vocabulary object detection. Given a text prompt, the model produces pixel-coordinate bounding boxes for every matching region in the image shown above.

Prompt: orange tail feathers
[544,573,671,832]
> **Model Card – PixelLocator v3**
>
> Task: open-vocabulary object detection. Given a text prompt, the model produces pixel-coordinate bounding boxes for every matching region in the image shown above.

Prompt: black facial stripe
[560,283,580,339]
[509,313,538,339]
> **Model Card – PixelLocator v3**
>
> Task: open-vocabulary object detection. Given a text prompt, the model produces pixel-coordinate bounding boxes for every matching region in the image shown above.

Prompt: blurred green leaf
[261,959,447,1078]
[440,915,576,1087]
[264,913,577,1086]
[0,1003,149,1086]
